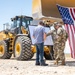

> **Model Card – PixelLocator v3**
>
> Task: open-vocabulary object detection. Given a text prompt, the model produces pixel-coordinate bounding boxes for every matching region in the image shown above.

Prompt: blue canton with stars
[57,5,74,25]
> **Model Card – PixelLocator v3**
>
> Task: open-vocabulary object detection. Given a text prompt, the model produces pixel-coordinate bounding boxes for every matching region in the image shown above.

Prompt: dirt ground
[0,54,75,75]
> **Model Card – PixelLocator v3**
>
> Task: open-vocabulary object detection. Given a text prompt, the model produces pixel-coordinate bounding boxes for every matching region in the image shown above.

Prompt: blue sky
[0,0,32,31]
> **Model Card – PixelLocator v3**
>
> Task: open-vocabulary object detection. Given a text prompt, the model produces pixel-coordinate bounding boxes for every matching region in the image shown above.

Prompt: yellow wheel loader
[0,15,54,60]
[0,16,34,60]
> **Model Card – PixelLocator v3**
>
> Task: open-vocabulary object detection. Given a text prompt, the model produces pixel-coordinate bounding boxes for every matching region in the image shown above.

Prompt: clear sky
[0,0,32,31]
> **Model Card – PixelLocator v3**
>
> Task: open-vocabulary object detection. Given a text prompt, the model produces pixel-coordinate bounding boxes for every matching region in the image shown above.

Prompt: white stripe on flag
[65,24,75,58]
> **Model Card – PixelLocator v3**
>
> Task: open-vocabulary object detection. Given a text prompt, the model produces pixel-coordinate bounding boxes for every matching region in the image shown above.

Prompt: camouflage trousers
[53,42,65,61]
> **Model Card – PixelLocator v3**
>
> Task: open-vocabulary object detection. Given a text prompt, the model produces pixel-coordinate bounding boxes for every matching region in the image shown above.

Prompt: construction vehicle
[0,16,35,60]
[0,15,54,60]
[32,0,75,23]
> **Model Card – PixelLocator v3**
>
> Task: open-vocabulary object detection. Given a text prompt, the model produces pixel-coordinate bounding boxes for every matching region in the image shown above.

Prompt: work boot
[40,63,48,66]
[60,59,65,65]
[40,61,48,66]
[35,62,40,66]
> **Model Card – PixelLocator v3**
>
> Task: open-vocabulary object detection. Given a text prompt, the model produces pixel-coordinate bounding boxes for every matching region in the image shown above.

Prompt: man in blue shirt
[33,21,48,66]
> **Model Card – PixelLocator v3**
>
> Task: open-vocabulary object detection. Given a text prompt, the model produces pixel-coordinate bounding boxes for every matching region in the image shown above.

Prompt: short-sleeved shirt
[33,25,45,44]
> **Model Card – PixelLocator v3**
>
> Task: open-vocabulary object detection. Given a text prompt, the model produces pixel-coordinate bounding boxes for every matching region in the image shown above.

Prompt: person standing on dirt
[33,21,48,66]
[46,22,68,65]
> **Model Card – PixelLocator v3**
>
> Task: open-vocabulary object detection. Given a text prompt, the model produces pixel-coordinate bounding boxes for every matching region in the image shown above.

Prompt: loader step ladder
[9,37,14,53]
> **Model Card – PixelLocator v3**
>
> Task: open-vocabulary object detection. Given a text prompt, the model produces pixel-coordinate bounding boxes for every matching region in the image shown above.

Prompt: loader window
[11,20,17,28]
[23,20,32,28]
[17,21,20,27]
[27,20,32,25]
[11,16,33,29]
[30,20,32,24]
[27,21,30,25]
[22,22,26,28]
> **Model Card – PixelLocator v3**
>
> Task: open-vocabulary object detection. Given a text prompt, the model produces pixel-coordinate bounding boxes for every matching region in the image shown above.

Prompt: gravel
[0,54,75,75]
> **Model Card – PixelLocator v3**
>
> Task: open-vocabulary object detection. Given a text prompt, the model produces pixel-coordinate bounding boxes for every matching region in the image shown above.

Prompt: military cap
[57,23,62,26]
[53,22,58,27]
[54,22,58,25]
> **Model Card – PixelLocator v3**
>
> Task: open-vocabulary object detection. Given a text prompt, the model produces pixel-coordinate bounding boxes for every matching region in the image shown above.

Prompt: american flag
[57,4,75,58]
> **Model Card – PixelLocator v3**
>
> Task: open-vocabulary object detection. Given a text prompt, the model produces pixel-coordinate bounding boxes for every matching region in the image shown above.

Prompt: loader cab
[11,15,33,34]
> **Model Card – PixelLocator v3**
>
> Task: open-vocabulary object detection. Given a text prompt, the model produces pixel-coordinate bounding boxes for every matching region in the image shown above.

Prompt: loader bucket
[32,0,75,20]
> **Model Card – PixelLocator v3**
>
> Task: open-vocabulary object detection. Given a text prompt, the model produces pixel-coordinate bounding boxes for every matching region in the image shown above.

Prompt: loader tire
[15,36,34,60]
[0,41,12,59]
[44,46,54,60]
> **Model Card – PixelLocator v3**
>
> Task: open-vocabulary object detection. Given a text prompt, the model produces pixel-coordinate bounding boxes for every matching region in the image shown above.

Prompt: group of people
[33,20,68,66]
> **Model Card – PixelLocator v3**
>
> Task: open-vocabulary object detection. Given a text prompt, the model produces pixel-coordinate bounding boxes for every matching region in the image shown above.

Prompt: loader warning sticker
[29,25,53,45]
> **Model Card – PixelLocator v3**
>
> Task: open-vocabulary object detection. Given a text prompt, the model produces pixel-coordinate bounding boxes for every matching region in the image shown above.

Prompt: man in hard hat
[46,22,68,65]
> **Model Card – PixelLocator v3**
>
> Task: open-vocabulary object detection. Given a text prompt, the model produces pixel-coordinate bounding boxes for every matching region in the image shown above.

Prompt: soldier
[46,22,68,65]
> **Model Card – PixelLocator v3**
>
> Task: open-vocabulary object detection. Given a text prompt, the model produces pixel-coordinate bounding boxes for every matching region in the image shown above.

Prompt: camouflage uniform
[47,29,60,60]
[47,26,68,65]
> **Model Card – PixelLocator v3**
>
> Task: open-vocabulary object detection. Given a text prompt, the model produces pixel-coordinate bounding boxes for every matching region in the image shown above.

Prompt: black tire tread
[0,41,12,59]
[15,36,34,60]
